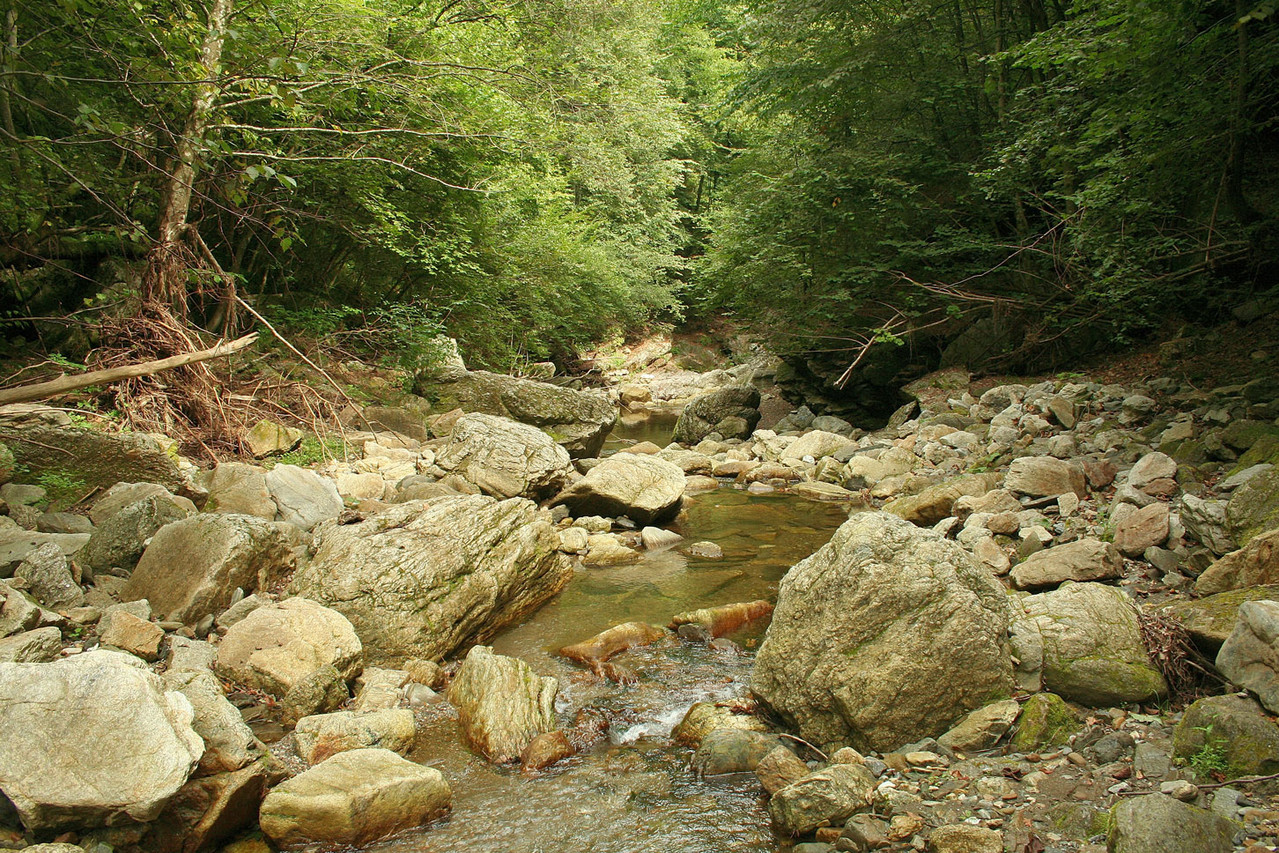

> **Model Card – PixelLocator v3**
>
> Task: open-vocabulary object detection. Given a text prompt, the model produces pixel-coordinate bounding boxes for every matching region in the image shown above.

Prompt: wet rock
[436,413,574,500]
[752,512,1012,752]
[258,748,451,848]
[162,669,265,775]
[196,463,277,519]
[1216,599,1279,713]
[1004,457,1086,499]
[883,473,1003,527]
[1107,793,1234,853]
[672,701,769,748]
[122,514,296,626]
[0,650,203,830]
[12,542,82,609]
[672,387,762,444]
[755,746,811,795]
[98,608,163,661]
[265,464,343,531]
[560,622,667,676]
[0,626,61,663]
[293,709,417,764]
[145,758,271,853]
[294,495,570,663]
[521,730,576,771]
[214,598,363,699]
[552,452,685,525]
[84,495,193,575]
[927,825,1003,853]
[1172,693,1279,779]
[582,533,641,566]
[769,764,877,837]
[937,699,1021,752]
[1195,528,1279,596]
[448,645,556,764]
[1114,501,1171,558]
[1009,538,1124,591]
[640,526,683,550]
[691,728,781,776]
[668,600,773,638]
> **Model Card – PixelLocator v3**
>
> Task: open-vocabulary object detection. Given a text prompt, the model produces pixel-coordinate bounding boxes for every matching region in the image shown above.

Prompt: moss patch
[1012,693,1078,752]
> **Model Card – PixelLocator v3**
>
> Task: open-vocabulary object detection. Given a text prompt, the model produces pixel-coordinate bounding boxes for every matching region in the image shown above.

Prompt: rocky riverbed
[2,351,1279,853]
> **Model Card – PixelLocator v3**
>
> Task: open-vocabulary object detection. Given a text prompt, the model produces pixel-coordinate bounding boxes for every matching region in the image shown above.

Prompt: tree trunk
[142,0,235,315]
[1226,0,1259,225]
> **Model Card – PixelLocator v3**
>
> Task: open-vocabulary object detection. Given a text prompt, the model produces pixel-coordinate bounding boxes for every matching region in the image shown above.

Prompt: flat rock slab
[1010,538,1123,591]
[258,748,451,848]
[0,650,203,831]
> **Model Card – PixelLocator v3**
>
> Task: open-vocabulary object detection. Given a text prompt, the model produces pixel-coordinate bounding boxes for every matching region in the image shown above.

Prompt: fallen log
[0,333,259,406]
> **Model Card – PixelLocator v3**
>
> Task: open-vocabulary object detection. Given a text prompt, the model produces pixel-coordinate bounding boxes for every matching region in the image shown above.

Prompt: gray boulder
[1004,456,1086,498]
[12,542,83,609]
[1009,538,1124,591]
[447,645,557,764]
[1016,582,1166,706]
[5,425,187,494]
[1108,793,1235,853]
[0,530,89,578]
[265,464,343,531]
[214,598,363,698]
[751,512,1012,752]
[0,650,203,830]
[1197,528,1279,596]
[436,413,573,500]
[1180,494,1237,556]
[768,763,877,837]
[89,482,188,525]
[196,462,277,519]
[0,580,40,637]
[258,748,451,848]
[414,367,617,457]
[1216,599,1279,713]
[83,495,192,575]
[671,386,762,444]
[0,626,62,663]
[293,496,571,663]
[122,513,296,626]
[162,669,265,775]
[551,452,685,525]
[1227,465,1279,547]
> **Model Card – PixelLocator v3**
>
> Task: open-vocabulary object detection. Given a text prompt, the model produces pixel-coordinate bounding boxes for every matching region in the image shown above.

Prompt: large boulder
[1015,582,1166,706]
[0,650,204,831]
[258,748,451,848]
[447,646,557,764]
[145,758,271,853]
[1108,793,1235,853]
[214,598,363,698]
[768,764,877,837]
[4,422,187,494]
[1228,466,1279,547]
[292,496,571,663]
[1172,693,1279,779]
[82,495,192,575]
[413,368,617,458]
[1009,538,1124,591]
[1196,528,1279,596]
[671,386,762,444]
[1163,584,1279,650]
[1216,599,1279,713]
[1004,456,1086,498]
[751,512,1012,752]
[883,472,1002,527]
[265,464,343,531]
[551,452,685,525]
[122,514,297,626]
[196,463,277,519]
[436,413,573,500]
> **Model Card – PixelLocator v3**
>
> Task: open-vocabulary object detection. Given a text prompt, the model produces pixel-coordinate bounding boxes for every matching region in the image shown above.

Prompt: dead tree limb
[0,332,258,405]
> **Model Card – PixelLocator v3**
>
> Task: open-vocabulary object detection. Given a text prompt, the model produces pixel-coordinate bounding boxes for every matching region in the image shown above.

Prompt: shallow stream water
[369,415,850,853]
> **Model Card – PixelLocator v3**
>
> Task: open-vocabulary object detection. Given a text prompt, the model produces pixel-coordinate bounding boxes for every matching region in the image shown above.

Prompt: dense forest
[3,0,1277,380]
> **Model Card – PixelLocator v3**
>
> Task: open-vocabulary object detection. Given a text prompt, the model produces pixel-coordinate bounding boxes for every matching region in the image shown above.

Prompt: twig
[775,732,830,762]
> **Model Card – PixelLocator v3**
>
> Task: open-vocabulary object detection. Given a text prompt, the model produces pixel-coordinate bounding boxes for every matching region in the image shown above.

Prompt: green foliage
[35,471,88,512]
[1189,725,1230,778]
[273,435,348,468]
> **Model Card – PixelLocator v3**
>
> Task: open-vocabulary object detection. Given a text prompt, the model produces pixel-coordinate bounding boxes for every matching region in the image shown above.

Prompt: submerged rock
[258,748,451,848]
[293,495,571,663]
[448,646,557,764]
[752,511,1012,752]
[668,600,773,637]
[0,650,204,831]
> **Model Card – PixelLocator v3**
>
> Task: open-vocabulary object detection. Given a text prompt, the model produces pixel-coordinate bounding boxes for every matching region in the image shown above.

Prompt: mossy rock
[1161,585,1279,651]
[1012,692,1078,752]
[1230,434,1279,476]
[1172,693,1279,781]
[1227,465,1279,546]
[1222,420,1279,453]
[1162,438,1209,466]
[0,442,13,485]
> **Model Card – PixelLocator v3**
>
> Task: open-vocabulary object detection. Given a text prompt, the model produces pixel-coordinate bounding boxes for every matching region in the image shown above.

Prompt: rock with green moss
[1017,582,1167,706]
[0,442,13,485]
[1162,584,1279,650]
[1195,529,1279,596]
[751,512,1012,753]
[1011,693,1078,752]
[1228,466,1279,547]
[1108,793,1235,853]
[1172,693,1279,780]
[1231,435,1279,475]
[413,367,616,458]
[5,423,187,495]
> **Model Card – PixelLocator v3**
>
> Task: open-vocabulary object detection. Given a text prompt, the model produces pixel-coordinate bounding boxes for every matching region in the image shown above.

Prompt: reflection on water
[601,410,680,455]
[373,486,849,853]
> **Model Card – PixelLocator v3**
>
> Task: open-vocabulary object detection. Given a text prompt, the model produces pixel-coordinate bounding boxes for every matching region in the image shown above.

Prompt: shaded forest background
[3,0,1277,386]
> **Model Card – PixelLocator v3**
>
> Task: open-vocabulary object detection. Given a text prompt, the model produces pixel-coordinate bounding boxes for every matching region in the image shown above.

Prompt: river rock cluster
[0,354,1278,853]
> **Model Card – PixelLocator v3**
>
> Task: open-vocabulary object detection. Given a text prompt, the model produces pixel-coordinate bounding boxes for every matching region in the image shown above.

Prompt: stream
[368,414,851,853]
